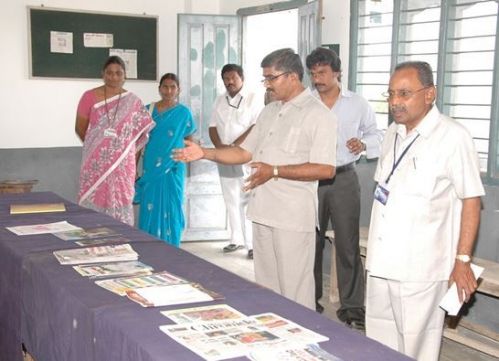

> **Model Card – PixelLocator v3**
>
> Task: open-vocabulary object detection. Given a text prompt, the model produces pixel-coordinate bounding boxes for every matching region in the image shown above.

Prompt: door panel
[178,14,240,241]
[298,0,321,86]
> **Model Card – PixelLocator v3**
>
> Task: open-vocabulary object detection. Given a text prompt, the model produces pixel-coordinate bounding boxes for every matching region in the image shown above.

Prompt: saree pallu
[78,92,153,225]
[134,103,196,247]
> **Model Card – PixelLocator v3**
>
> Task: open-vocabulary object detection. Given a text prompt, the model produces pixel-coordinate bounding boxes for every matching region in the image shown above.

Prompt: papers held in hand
[439,263,484,316]
[10,202,66,214]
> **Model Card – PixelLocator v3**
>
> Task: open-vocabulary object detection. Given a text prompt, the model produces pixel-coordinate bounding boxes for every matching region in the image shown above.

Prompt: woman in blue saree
[135,73,197,247]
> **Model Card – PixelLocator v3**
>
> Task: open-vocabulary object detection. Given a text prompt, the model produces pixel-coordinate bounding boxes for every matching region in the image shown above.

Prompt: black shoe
[247,250,253,259]
[316,302,324,314]
[223,244,244,253]
[345,317,365,331]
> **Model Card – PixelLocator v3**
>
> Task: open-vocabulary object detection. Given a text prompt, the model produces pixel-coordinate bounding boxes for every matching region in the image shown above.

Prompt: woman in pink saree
[75,56,153,225]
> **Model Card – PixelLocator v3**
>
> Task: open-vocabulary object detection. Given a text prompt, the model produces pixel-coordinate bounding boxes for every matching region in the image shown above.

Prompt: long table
[0,192,412,361]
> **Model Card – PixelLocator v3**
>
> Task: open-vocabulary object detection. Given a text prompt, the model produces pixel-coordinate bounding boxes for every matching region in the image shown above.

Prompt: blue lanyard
[385,133,420,184]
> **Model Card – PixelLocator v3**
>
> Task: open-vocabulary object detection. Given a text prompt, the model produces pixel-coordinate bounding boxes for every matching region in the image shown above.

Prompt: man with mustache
[365,61,484,361]
[306,47,382,328]
[174,48,337,309]
[209,64,264,259]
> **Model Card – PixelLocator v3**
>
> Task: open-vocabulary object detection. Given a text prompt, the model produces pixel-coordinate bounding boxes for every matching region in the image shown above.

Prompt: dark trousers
[314,168,365,321]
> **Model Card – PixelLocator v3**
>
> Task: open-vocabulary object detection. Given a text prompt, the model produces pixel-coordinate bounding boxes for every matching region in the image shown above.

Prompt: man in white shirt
[174,48,337,309]
[366,61,484,361]
[306,47,382,328]
[209,64,264,259]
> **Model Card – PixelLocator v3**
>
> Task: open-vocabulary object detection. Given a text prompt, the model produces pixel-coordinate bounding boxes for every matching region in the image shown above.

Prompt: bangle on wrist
[273,165,279,181]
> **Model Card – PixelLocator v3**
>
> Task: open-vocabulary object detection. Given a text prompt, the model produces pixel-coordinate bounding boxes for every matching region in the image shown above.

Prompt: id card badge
[374,182,390,205]
[104,128,117,138]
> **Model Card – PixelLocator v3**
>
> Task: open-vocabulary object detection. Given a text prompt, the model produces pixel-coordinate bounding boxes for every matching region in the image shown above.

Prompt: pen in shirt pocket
[413,157,417,169]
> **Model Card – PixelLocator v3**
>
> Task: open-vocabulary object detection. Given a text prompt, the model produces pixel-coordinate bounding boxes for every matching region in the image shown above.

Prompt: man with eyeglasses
[174,48,337,309]
[209,64,264,259]
[305,47,382,327]
[365,61,484,361]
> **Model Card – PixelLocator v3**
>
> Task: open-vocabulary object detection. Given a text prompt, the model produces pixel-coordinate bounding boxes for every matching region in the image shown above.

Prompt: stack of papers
[73,261,153,279]
[53,244,138,265]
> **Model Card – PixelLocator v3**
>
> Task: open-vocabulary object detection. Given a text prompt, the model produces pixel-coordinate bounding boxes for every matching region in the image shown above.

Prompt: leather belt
[319,162,355,186]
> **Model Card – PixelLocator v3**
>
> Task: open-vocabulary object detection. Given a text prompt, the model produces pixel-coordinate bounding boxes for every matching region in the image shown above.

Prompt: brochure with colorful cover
[95,271,188,296]
[53,244,138,265]
[72,260,153,279]
[161,304,246,324]
[126,283,223,308]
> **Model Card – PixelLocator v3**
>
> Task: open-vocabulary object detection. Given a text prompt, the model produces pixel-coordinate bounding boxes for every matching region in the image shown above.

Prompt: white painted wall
[0,0,349,149]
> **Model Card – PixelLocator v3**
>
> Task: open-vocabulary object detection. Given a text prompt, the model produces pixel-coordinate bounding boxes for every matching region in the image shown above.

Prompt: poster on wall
[109,48,138,79]
[50,31,73,54]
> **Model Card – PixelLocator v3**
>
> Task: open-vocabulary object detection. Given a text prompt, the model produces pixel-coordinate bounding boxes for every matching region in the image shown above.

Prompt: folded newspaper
[53,244,138,265]
[73,260,153,278]
[160,312,329,361]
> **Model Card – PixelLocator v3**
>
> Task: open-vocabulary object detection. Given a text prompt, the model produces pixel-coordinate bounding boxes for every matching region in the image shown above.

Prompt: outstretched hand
[172,139,204,163]
[449,261,478,303]
[243,162,273,191]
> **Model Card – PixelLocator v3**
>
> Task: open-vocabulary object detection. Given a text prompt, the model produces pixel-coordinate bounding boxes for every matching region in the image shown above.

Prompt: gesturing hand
[243,162,273,191]
[172,140,204,163]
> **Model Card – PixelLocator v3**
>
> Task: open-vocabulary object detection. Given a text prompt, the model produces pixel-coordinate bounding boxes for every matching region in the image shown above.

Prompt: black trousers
[314,168,365,321]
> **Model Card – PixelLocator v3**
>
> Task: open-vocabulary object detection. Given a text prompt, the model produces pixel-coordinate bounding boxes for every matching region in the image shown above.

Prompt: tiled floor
[182,240,498,361]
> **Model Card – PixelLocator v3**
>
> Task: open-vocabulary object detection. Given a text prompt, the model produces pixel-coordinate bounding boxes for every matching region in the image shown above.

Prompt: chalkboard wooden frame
[28,6,158,80]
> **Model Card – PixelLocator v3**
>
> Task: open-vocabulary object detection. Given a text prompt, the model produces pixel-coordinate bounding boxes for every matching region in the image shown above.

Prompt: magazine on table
[159,313,328,361]
[6,221,81,236]
[53,226,120,241]
[72,260,153,278]
[53,244,138,265]
[161,304,246,324]
[126,283,224,307]
[95,270,188,296]
[249,344,343,361]
[75,236,131,246]
[10,202,66,215]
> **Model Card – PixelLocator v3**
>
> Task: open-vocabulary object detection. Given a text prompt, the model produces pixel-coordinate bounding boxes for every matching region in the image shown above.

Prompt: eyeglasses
[382,87,430,100]
[261,72,290,84]
[226,96,243,109]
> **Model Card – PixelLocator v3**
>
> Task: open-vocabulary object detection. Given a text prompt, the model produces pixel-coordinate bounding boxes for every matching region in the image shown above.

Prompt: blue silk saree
[134,103,196,247]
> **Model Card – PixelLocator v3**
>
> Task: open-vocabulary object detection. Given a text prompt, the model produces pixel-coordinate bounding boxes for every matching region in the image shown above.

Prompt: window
[349,0,499,179]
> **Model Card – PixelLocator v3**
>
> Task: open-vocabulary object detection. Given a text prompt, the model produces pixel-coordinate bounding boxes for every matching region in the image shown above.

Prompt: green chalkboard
[29,7,157,80]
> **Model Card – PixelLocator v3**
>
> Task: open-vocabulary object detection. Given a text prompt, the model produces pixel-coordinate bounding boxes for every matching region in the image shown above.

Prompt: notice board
[28,7,157,80]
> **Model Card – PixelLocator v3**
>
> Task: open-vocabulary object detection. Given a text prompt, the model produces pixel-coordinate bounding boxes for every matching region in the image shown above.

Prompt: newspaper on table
[73,260,153,279]
[95,271,187,296]
[159,312,329,361]
[6,221,81,236]
[53,226,120,241]
[126,283,224,307]
[249,344,343,361]
[161,304,246,324]
[53,244,138,265]
[75,236,131,247]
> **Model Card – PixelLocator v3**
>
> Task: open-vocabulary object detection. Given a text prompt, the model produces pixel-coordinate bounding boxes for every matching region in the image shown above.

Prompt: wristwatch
[273,166,279,181]
[455,254,471,263]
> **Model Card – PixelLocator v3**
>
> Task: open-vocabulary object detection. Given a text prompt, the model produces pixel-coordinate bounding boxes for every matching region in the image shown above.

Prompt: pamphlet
[53,244,138,265]
[73,260,153,278]
[53,227,120,241]
[161,304,246,324]
[439,263,484,316]
[95,271,187,296]
[7,221,81,236]
[126,283,222,307]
